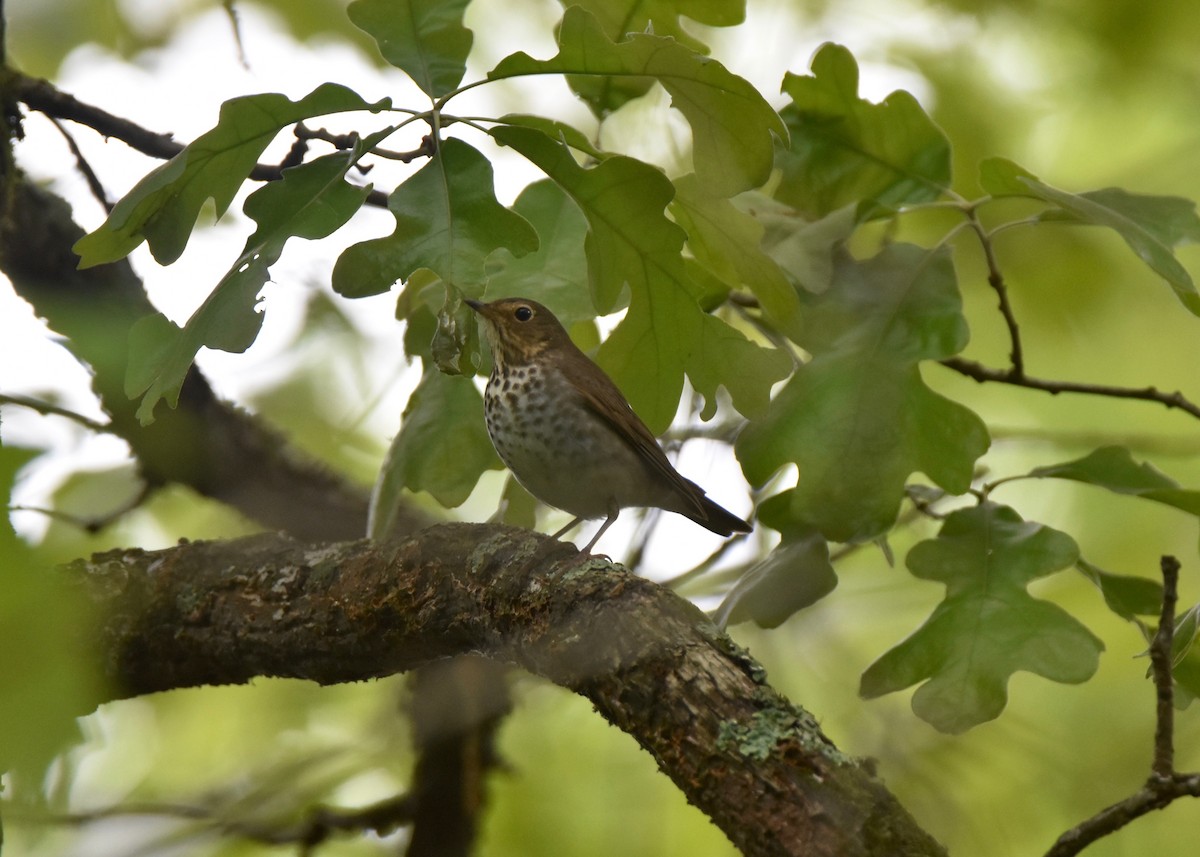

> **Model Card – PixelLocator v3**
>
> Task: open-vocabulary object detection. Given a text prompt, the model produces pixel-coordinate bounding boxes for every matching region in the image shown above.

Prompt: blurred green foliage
[5,0,1200,855]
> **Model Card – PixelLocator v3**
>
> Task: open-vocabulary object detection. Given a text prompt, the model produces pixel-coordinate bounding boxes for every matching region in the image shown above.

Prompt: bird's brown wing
[558,348,708,518]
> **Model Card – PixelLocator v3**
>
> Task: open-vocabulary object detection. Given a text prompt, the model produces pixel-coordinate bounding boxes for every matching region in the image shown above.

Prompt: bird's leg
[551,516,585,540]
[579,500,619,554]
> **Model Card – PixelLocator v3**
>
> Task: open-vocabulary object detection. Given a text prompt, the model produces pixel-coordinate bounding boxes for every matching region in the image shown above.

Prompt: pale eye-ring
[514,305,534,322]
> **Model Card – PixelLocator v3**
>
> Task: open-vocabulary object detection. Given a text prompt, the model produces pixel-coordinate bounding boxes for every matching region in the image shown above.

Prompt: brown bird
[466,297,752,553]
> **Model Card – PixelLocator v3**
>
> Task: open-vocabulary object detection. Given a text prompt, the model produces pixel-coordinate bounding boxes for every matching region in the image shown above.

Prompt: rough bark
[65,524,947,857]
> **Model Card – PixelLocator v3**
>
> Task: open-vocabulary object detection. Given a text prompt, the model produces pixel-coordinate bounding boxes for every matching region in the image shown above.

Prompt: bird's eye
[514,305,534,322]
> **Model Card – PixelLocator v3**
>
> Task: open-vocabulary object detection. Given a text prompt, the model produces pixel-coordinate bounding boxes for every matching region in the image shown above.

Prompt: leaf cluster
[63,0,1200,736]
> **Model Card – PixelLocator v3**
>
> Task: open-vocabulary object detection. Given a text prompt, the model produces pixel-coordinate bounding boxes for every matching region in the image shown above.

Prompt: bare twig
[660,531,749,591]
[13,74,179,159]
[1044,556,1200,857]
[940,357,1200,422]
[965,206,1024,375]
[47,117,112,212]
[11,73,395,207]
[1151,556,1180,780]
[0,392,111,432]
[11,480,151,534]
[295,123,432,163]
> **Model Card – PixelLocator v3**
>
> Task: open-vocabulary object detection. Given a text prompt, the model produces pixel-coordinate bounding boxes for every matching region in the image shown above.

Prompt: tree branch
[1044,556,1200,857]
[62,523,946,857]
[11,72,393,206]
[1152,556,1181,780]
[940,356,1200,421]
[966,207,1024,375]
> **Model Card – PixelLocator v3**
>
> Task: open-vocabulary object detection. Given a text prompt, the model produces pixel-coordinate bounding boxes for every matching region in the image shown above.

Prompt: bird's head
[465,297,571,370]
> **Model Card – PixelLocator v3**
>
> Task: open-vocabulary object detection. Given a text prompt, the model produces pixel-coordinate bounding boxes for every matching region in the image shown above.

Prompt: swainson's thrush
[466,297,752,553]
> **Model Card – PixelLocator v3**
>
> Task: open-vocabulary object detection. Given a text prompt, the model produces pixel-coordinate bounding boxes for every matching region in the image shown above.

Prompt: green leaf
[492,124,790,431]
[126,149,374,424]
[980,157,1200,315]
[495,114,607,160]
[860,503,1102,733]
[563,0,745,52]
[775,43,951,218]
[0,445,38,556]
[0,446,102,775]
[1077,560,1164,621]
[1173,604,1200,708]
[712,528,836,629]
[1028,446,1200,517]
[671,174,803,340]
[490,6,784,196]
[737,243,989,543]
[333,138,539,299]
[552,0,747,110]
[600,283,792,429]
[75,84,388,266]
[754,199,858,295]
[348,0,472,98]
[483,179,596,325]
[369,367,501,536]
[396,268,445,357]
[491,124,681,312]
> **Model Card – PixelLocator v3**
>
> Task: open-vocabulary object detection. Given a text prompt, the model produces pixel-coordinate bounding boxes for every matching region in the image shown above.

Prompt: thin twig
[47,117,112,212]
[1044,556,1200,857]
[940,356,1200,422]
[12,73,401,208]
[1151,555,1180,780]
[11,480,151,533]
[0,393,111,432]
[660,532,749,591]
[295,123,431,163]
[965,205,1024,375]
[622,506,660,572]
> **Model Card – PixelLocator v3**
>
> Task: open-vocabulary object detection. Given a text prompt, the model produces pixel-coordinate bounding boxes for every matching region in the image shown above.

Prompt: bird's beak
[464,299,484,313]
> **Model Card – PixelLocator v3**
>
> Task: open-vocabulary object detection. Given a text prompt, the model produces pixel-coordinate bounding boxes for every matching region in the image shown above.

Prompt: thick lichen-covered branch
[63,523,945,857]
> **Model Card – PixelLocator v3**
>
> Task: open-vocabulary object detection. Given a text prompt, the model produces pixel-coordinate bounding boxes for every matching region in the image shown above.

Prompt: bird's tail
[686,495,752,537]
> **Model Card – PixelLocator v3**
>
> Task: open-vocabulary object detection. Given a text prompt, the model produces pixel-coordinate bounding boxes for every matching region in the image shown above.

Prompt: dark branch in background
[47,116,112,212]
[406,656,510,857]
[940,357,1200,422]
[13,73,178,159]
[53,524,947,857]
[966,206,1024,375]
[10,73,397,207]
[0,392,111,433]
[1044,556,1200,857]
